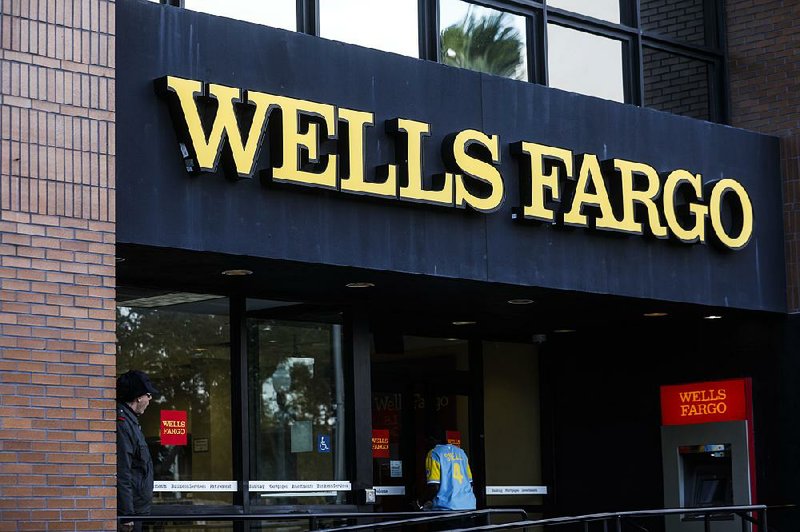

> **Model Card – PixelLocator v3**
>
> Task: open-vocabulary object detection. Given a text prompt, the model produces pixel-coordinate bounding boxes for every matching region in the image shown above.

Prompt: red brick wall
[0,0,117,530]
[726,0,800,312]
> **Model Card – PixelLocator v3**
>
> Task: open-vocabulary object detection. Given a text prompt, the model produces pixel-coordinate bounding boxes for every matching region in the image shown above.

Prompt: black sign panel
[116,0,785,312]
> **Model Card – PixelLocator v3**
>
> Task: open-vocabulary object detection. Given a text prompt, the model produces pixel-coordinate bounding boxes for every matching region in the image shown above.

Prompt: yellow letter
[709,178,753,250]
[563,154,619,230]
[391,118,453,206]
[338,107,397,198]
[613,159,667,238]
[271,95,338,190]
[164,76,273,178]
[663,169,708,243]
[450,129,504,213]
[514,142,572,222]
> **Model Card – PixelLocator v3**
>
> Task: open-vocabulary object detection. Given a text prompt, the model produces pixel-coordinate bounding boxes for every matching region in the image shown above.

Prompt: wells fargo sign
[160,410,188,446]
[157,76,754,250]
[660,378,750,425]
[372,429,390,458]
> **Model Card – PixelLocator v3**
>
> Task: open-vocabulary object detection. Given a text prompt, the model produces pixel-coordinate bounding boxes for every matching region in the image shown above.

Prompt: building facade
[1,0,799,531]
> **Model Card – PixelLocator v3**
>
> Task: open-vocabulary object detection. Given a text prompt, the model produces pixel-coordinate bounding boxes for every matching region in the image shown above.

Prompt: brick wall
[640,0,706,44]
[725,1,800,312]
[639,0,710,120]
[642,46,710,120]
[0,0,117,530]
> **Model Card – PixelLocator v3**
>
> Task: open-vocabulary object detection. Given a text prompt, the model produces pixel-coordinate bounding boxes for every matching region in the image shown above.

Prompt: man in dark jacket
[116,370,159,532]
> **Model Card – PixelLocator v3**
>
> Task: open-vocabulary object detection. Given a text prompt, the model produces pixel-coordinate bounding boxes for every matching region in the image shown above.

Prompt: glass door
[371,336,473,511]
[245,303,348,507]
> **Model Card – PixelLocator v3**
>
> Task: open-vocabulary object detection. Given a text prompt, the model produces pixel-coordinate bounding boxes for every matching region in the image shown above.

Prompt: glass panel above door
[439,0,529,81]
[640,0,710,46]
[547,23,625,102]
[319,0,419,57]
[643,46,711,121]
[183,0,297,31]
[547,0,621,24]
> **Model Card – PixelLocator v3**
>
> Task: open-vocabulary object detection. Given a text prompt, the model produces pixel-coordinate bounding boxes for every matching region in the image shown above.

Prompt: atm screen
[680,443,734,519]
[695,477,728,507]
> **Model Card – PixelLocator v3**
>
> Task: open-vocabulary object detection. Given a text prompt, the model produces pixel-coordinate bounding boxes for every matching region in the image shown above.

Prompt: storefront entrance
[371,336,473,511]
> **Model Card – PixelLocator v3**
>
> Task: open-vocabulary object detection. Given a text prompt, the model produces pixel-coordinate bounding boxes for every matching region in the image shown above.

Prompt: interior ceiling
[116,243,765,342]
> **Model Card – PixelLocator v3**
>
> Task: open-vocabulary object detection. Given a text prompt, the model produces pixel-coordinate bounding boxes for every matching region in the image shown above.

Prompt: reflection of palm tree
[440,9,524,79]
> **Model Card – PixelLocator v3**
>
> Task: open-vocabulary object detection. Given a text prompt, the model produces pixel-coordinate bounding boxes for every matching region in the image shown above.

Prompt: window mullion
[419,0,439,61]
[297,0,319,35]
[230,295,250,513]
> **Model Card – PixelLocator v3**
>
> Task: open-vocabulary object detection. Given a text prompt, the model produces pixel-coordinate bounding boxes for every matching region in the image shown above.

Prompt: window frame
[157,0,731,125]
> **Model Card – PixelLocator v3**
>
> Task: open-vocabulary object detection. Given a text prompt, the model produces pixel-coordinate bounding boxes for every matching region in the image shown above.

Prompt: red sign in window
[446,430,461,447]
[660,379,749,426]
[372,429,390,458]
[160,410,188,446]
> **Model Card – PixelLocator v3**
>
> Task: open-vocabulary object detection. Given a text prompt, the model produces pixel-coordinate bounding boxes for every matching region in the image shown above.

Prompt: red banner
[160,410,188,445]
[660,379,749,426]
[446,430,461,447]
[372,429,390,458]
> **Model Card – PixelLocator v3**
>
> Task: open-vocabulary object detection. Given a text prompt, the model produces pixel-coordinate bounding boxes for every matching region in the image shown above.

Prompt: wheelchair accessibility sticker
[318,434,331,453]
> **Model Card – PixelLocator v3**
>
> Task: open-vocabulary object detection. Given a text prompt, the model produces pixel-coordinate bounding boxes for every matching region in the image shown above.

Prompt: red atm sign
[660,379,749,425]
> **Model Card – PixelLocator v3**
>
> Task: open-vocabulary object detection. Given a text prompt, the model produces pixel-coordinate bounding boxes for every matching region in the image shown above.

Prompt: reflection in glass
[116,292,233,505]
[643,47,710,121]
[183,0,296,31]
[319,0,418,57]
[547,0,621,24]
[547,24,624,102]
[248,317,346,505]
[439,0,528,81]
[640,0,708,46]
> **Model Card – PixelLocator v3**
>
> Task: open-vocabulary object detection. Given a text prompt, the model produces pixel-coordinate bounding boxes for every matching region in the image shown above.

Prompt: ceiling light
[643,312,668,317]
[346,282,375,288]
[704,315,723,320]
[508,298,534,305]
[452,320,476,326]
[553,329,576,333]
[221,269,253,276]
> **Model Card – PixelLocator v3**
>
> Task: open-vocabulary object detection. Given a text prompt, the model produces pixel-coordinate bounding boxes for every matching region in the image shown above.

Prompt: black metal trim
[468,339,486,509]
[230,295,251,517]
[343,306,373,505]
[297,0,319,35]
[419,0,439,61]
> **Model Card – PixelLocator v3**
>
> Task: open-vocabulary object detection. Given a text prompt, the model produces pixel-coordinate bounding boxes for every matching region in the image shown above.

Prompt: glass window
[319,0,418,58]
[640,0,708,46]
[248,314,347,505]
[483,341,542,507]
[183,0,297,32]
[643,46,711,121]
[547,0,621,24]
[547,24,625,102]
[439,0,528,81]
[116,291,233,506]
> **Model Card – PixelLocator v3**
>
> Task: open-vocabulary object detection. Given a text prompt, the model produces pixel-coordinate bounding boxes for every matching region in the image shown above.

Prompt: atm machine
[660,379,756,532]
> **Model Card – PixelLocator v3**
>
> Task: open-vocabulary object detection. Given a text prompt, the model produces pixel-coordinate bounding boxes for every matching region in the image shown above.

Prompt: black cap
[116,370,159,402]
[426,421,446,446]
